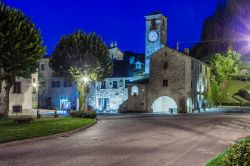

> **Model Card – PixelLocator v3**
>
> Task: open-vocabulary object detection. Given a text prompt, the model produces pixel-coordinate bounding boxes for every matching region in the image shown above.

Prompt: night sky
[4,0,219,55]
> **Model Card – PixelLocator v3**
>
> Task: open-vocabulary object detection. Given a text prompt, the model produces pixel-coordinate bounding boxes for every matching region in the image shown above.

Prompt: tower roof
[145,11,162,16]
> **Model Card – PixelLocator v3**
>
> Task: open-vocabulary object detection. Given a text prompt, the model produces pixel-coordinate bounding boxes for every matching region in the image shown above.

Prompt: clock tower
[145,12,167,74]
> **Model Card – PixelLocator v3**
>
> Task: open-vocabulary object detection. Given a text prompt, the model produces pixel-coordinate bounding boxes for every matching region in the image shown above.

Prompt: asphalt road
[0,113,250,166]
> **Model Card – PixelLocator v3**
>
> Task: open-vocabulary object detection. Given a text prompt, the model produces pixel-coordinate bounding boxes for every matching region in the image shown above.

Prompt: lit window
[64,80,72,87]
[131,86,139,96]
[13,82,21,93]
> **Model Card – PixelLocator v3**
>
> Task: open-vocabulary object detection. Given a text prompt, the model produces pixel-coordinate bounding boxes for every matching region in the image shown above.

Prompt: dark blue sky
[4,0,218,54]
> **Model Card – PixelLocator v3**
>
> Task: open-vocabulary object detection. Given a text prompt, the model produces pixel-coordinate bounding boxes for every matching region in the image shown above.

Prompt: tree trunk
[3,83,12,117]
[77,82,88,111]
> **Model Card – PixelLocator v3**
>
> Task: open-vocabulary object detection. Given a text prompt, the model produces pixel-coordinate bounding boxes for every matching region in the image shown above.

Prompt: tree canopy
[50,31,113,110]
[50,31,112,81]
[191,0,250,60]
[0,1,45,116]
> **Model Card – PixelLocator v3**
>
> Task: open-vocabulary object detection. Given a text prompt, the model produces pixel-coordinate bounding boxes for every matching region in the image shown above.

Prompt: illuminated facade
[120,12,210,114]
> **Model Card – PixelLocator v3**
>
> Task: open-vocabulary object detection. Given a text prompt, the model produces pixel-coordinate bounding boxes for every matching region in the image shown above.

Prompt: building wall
[125,46,210,113]
[38,58,78,110]
[95,77,130,111]
[127,84,147,112]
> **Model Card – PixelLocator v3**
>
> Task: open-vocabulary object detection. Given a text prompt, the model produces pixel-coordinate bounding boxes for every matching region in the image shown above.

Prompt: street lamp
[82,76,89,83]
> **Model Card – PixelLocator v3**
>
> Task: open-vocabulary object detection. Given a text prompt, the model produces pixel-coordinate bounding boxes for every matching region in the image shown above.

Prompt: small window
[0,81,2,93]
[13,105,22,113]
[191,81,193,88]
[191,60,194,70]
[151,19,157,30]
[52,81,60,88]
[125,80,129,88]
[40,81,45,88]
[41,64,45,71]
[64,80,72,87]
[13,82,21,93]
[163,62,168,69]
[101,81,106,89]
[33,78,36,83]
[199,64,202,73]
[113,81,118,89]
[165,52,168,56]
[163,80,168,87]
[131,86,139,96]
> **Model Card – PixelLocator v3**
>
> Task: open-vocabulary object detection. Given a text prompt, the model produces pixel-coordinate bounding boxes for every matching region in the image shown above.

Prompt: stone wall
[127,84,147,112]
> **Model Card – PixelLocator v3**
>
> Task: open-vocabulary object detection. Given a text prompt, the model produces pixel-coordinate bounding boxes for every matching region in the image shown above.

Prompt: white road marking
[238,119,250,124]
[222,122,244,129]
[231,121,250,127]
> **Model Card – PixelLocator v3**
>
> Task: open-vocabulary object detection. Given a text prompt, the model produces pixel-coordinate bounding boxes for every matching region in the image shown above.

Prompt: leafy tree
[0,1,45,117]
[210,50,240,105]
[211,50,240,85]
[50,31,112,111]
[191,0,250,60]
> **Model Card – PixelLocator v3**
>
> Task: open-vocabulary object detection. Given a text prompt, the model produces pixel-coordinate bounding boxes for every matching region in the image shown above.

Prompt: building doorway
[186,97,193,113]
[99,98,109,110]
[151,96,177,113]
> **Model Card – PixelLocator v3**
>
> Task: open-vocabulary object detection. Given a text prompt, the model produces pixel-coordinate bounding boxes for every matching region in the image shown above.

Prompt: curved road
[0,113,250,166]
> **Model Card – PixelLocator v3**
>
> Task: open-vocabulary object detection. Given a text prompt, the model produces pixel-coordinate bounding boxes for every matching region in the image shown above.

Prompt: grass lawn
[206,137,250,166]
[222,80,250,104]
[0,117,96,144]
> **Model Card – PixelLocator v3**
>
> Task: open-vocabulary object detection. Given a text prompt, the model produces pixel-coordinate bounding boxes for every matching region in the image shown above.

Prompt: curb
[0,120,97,148]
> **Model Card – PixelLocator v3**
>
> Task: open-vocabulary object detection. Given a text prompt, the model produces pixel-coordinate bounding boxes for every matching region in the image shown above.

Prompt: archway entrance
[186,97,193,113]
[151,96,177,113]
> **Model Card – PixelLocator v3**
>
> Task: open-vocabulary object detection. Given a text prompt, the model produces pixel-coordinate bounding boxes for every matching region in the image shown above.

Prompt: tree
[210,50,241,105]
[0,1,45,117]
[191,0,250,60]
[50,31,112,111]
[211,50,240,85]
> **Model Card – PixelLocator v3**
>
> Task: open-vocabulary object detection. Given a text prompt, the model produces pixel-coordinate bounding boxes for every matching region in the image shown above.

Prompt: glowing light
[32,83,37,87]
[83,76,89,83]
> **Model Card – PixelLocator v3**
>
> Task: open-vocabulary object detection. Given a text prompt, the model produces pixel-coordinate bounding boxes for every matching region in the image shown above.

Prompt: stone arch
[186,97,193,113]
[151,96,178,113]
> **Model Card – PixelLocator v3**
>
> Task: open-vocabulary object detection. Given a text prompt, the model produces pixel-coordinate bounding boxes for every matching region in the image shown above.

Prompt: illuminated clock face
[148,31,159,42]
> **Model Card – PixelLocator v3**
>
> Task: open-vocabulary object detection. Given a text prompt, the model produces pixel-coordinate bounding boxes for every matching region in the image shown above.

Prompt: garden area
[0,116,96,144]
[206,137,250,166]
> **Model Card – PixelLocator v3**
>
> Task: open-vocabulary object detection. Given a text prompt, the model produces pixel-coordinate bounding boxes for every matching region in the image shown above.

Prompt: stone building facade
[0,73,38,116]
[120,12,209,113]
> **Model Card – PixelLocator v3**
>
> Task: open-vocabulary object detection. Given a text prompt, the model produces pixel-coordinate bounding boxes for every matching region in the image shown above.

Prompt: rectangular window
[163,62,168,69]
[0,81,2,93]
[40,81,45,88]
[52,81,60,88]
[13,82,21,93]
[199,64,202,73]
[41,64,45,71]
[163,80,168,87]
[64,80,72,87]
[101,81,106,89]
[113,81,118,89]
[191,60,194,70]
[125,80,129,88]
[191,81,193,88]
[13,105,22,113]
[32,78,36,83]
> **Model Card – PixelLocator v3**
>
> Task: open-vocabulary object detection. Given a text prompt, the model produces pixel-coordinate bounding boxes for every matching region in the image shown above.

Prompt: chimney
[183,48,190,55]
[110,42,114,48]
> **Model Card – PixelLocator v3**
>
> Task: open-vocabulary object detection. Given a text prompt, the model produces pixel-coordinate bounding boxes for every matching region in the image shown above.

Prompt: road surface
[0,113,250,166]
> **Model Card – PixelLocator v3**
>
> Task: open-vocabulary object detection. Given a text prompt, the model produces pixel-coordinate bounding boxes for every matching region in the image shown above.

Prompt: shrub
[0,112,5,118]
[70,110,97,119]
[221,140,250,166]
[11,116,35,124]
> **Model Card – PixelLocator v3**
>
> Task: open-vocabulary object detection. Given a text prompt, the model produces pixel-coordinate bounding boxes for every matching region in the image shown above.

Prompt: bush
[222,140,250,166]
[11,116,35,124]
[70,110,97,119]
[0,112,5,118]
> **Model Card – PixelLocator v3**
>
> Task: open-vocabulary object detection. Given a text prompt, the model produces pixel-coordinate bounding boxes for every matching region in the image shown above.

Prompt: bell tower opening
[145,12,167,74]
